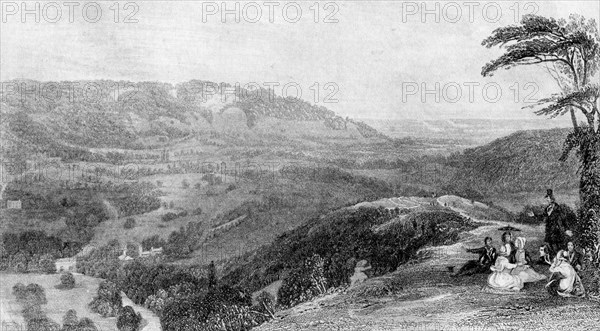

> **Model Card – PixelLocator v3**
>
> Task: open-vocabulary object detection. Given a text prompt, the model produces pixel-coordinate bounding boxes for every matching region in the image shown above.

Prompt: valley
[0,79,591,331]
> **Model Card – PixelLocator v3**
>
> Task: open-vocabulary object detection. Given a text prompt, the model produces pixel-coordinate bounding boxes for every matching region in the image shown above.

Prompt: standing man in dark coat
[529,189,575,254]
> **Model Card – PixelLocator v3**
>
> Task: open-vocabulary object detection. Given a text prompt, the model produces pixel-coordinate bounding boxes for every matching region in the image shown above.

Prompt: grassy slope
[255,197,599,331]
[449,128,580,194]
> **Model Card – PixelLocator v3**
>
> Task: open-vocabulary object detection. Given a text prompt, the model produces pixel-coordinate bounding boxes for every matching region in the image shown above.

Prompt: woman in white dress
[546,250,585,297]
[487,245,524,291]
[510,237,547,282]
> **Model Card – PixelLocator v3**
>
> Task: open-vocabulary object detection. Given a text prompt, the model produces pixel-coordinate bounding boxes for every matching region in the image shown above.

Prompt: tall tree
[482,14,600,268]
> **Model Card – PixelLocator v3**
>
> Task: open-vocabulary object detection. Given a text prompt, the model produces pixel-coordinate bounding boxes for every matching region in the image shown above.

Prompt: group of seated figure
[455,231,585,297]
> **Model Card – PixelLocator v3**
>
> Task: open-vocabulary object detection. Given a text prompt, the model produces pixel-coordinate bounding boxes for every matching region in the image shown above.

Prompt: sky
[1,0,599,123]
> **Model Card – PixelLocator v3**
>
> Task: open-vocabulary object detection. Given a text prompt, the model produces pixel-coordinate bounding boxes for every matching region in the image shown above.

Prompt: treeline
[0,231,80,273]
[5,180,161,218]
[76,244,270,330]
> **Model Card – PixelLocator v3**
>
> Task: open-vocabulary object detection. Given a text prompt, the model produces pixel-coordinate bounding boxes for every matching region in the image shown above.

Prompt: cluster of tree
[278,165,394,197]
[161,210,188,222]
[89,280,122,317]
[109,182,162,217]
[0,231,81,273]
[117,306,142,331]
[6,112,99,163]
[57,272,76,290]
[124,218,136,229]
[75,243,271,330]
[76,240,122,280]
[12,283,63,331]
[0,251,56,274]
[222,206,475,304]
[277,254,327,307]
[61,309,99,331]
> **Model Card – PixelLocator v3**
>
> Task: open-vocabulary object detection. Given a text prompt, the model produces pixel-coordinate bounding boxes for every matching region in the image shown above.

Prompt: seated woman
[546,250,585,298]
[487,245,524,292]
[510,237,547,283]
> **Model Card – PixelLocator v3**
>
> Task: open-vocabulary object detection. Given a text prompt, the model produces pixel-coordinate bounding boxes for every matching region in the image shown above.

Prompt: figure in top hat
[529,189,576,254]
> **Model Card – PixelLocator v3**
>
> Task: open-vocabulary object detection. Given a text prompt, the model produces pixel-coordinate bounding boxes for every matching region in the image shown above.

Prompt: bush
[23,283,47,305]
[278,254,327,308]
[181,180,190,189]
[255,291,275,318]
[39,254,57,274]
[124,218,136,229]
[191,207,202,216]
[59,273,76,290]
[162,212,178,223]
[12,283,26,300]
[89,280,122,317]
[117,306,142,331]
[76,317,98,331]
[62,309,79,330]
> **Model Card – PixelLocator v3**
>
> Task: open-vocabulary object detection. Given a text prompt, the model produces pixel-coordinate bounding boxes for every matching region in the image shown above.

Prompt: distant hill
[362,118,572,146]
[445,127,580,195]
[0,80,386,159]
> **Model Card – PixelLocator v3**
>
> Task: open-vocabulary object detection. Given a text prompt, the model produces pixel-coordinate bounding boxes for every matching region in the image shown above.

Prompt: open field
[0,272,160,331]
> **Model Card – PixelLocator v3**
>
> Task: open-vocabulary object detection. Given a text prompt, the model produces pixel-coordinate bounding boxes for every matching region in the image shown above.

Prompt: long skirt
[488,271,523,291]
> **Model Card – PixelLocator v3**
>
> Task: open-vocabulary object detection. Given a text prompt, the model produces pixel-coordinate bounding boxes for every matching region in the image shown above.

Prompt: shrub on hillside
[162,212,178,222]
[278,254,327,308]
[161,210,188,222]
[58,273,76,290]
[61,309,79,331]
[117,306,142,331]
[255,291,276,318]
[124,218,136,229]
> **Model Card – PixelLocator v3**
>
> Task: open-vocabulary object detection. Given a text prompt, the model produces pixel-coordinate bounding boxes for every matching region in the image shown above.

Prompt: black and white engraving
[1,1,599,330]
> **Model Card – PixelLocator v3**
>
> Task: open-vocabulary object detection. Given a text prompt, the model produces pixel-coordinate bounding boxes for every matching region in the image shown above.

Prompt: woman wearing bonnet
[510,237,547,283]
[487,245,524,292]
[545,250,585,297]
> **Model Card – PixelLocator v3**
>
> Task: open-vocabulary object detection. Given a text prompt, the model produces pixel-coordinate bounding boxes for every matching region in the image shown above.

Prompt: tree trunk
[577,130,600,265]
[570,107,579,129]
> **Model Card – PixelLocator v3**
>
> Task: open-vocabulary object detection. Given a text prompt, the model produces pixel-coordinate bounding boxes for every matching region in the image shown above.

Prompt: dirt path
[257,197,600,331]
